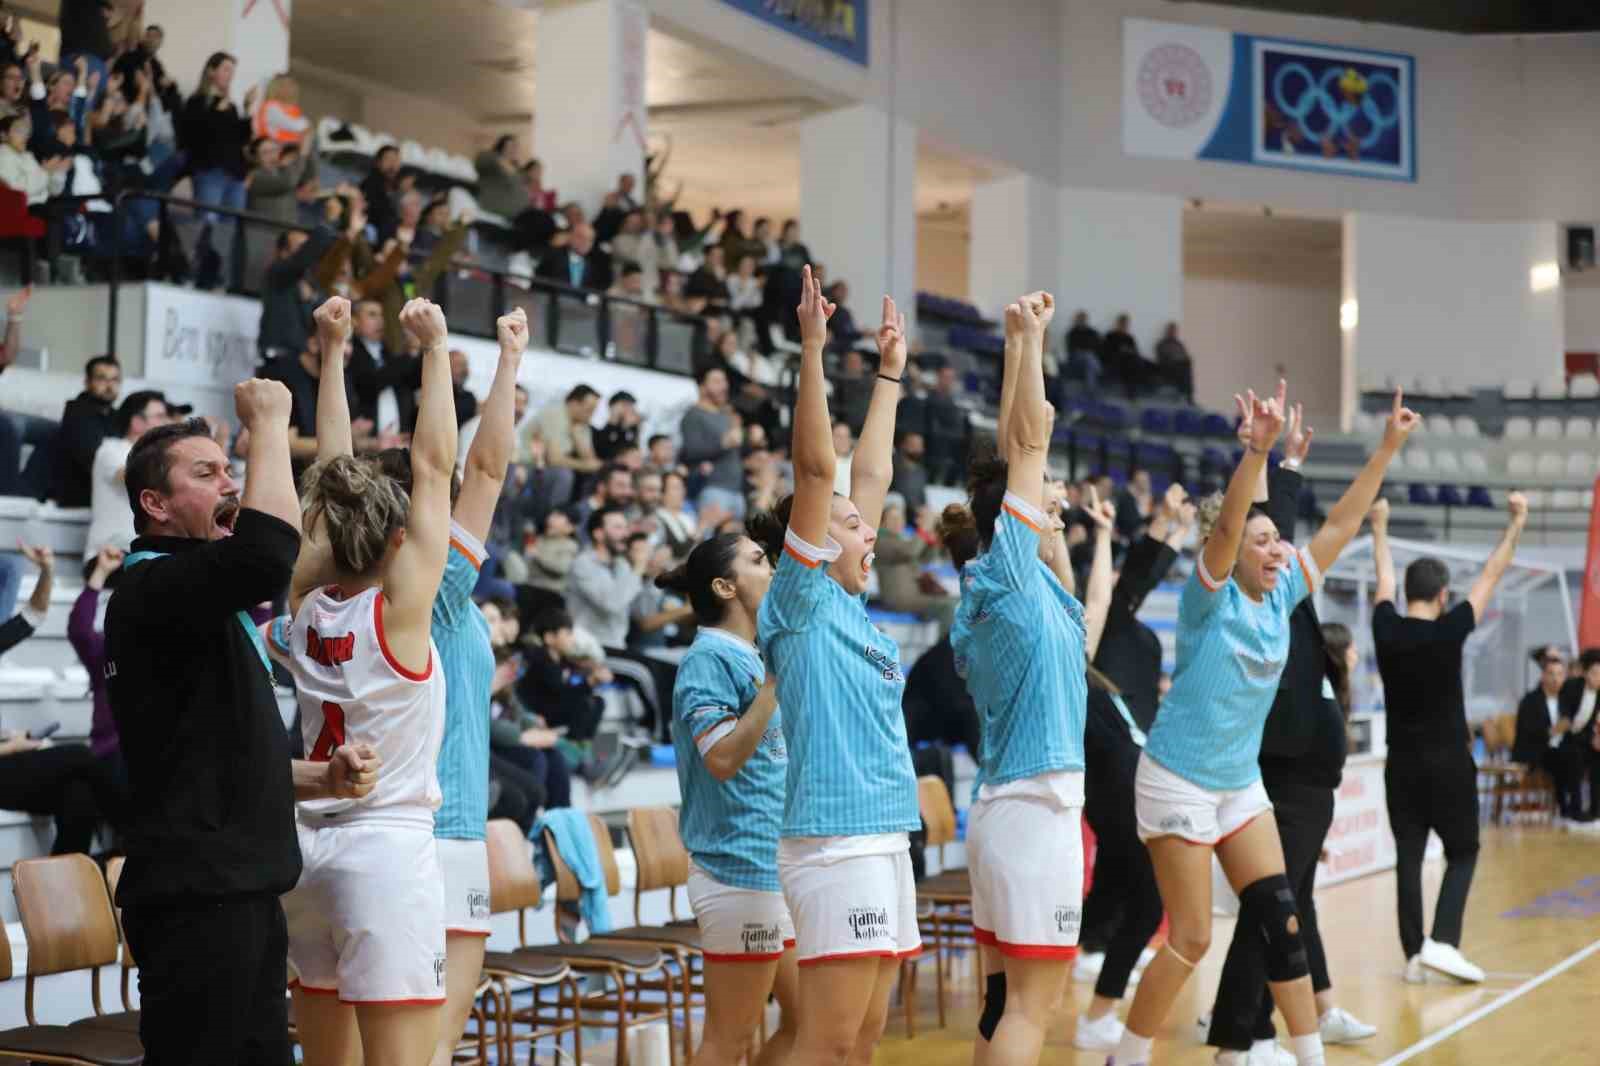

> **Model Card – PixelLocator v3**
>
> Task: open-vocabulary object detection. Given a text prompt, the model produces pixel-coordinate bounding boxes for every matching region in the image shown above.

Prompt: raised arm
[381,300,459,672]
[1466,492,1529,622]
[789,265,838,548]
[19,543,51,616]
[1369,498,1395,607]
[455,309,529,543]
[0,286,30,371]
[1082,489,1117,658]
[702,677,780,782]
[236,378,302,530]
[311,296,354,461]
[1307,388,1418,576]
[996,311,1022,461]
[1005,292,1055,512]
[851,296,907,531]
[1204,381,1284,583]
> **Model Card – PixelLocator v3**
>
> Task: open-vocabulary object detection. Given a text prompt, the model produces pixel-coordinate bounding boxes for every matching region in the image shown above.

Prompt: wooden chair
[564,811,704,1065]
[484,818,676,1066]
[910,775,968,1030]
[0,924,142,1065]
[1484,713,1556,824]
[100,859,138,1018]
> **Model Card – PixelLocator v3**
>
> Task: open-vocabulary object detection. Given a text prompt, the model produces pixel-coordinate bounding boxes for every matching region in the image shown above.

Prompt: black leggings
[1083,789,1164,1001]
[1386,751,1480,960]
[0,742,126,855]
[1206,780,1334,1050]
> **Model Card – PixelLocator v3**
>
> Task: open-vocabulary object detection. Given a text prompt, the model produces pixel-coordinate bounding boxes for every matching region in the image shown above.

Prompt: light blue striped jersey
[432,522,495,841]
[1145,546,1321,791]
[671,627,787,891]
[952,492,1088,786]
[757,528,919,838]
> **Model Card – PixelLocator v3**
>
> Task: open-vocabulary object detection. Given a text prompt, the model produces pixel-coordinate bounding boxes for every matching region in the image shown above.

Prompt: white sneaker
[1248,1040,1297,1065]
[1073,1010,1124,1051]
[1074,951,1106,982]
[1320,1006,1377,1044]
[1419,938,1485,983]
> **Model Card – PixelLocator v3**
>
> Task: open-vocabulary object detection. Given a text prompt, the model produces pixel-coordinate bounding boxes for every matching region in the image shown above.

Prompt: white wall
[916,209,969,301]
[968,174,1060,319]
[1566,278,1600,352]
[1345,214,1565,390]
[1058,187,1184,358]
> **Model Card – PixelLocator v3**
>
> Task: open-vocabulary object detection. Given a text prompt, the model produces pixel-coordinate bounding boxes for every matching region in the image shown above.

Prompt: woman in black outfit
[1512,646,1581,820]
[1555,648,1600,822]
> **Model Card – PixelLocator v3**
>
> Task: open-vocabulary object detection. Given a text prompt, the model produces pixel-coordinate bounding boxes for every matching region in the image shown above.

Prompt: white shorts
[1134,753,1273,846]
[284,821,447,1004]
[968,793,1084,960]
[687,861,796,962]
[438,838,492,937]
[778,834,921,967]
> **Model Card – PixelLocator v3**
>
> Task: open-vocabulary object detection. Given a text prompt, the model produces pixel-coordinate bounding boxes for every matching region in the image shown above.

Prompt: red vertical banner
[1580,475,1600,650]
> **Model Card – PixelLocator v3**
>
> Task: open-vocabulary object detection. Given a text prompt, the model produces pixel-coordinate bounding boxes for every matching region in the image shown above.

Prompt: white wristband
[1280,457,1302,472]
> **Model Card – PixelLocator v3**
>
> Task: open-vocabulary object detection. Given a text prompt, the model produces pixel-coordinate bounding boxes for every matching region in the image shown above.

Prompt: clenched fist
[1506,490,1528,524]
[234,378,293,429]
[326,744,382,800]
[399,298,448,349]
[497,307,529,357]
[313,296,352,342]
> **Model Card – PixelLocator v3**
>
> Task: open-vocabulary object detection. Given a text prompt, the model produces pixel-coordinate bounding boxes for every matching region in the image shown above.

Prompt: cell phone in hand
[27,722,60,740]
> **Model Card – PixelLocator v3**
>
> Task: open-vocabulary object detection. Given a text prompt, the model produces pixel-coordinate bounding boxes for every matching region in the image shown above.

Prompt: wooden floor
[878,825,1600,1066]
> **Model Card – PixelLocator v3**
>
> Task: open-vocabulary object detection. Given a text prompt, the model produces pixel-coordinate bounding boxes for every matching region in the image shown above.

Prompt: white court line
[1375,938,1600,1066]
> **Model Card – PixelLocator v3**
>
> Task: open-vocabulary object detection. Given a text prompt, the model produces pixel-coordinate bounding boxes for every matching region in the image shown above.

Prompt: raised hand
[1162,481,1188,517]
[91,545,124,583]
[1247,379,1287,454]
[1506,490,1529,525]
[312,295,351,345]
[1381,387,1420,452]
[796,264,835,349]
[1234,391,1254,448]
[326,744,382,799]
[1084,484,1116,532]
[1022,291,1056,331]
[5,284,31,317]
[1283,401,1314,464]
[874,295,908,377]
[235,377,293,428]
[18,542,51,571]
[496,307,529,357]
[1368,496,1390,532]
[398,298,448,348]
[1003,300,1024,348]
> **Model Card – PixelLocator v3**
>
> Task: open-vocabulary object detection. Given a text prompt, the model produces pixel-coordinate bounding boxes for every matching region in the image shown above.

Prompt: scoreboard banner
[719,0,869,67]
[1123,17,1415,183]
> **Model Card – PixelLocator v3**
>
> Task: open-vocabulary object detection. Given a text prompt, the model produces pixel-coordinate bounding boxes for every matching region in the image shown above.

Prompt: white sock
[1112,1031,1153,1064]
[1291,1032,1326,1065]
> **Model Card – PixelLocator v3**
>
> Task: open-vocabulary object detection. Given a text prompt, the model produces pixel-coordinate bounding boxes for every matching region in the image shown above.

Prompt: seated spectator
[645,433,678,477]
[347,296,419,433]
[0,113,60,206]
[832,419,856,496]
[923,362,971,486]
[359,143,402,243]
[575,463,635,542]
[825,280,861,353]
[686,244,730,308]
[0,62,25,122]
[1514,646,1579,818]
[608,259,645,300]
[523,508,579,598]
[727,253,763,315]
[610,211,653,286]
[483,602,573,818]
[744,440,782,514]
[52,354,121,507]
[0,543,124,854]
[832,348,874,435]
[524,157,557,213]
[1155,320,1195,402]
[1556,650,1600,823]
[246,136,312,227]
[1114,468,1154,541]
[83,388,176,563]
[1064,309,1103,393]
[67,545,126,783]
[679,366,745,519]
[752,216,780,265]
[1101,312,1153,397]
[25,62,83,159]
[631,468,663,531]
[537,220,609,291]
[654,469,699,559]
[259,328,380,470]
[449,348,478,427]
[528,384,602,511]
[257,225,337,361]
[594,391,640,463]
[251,72,309,146]
[475,133,529,221]
[891,430,929,513]
[874,495,955,634]
[517,607,608,743]
[629,540,692,656]
[568,507,643,652]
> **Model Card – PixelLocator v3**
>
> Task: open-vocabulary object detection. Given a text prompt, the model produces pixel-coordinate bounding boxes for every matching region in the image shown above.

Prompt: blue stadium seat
[1437,484,1465,507]
[1140,408,1175,434]
[1175,408,1207,436]
[1202,413,1233,437]
[1135,442,1175,469]
[1408,484,1437,505]
[1467,486,1495,508]
[1095,403,1129,431]
[1200,446,1229,473]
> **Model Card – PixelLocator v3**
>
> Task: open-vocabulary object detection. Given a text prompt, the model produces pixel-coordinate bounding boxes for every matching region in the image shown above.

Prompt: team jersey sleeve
[1178,557,1228,624]
[263,614,293,668]
[988,492,1047,591]
[676,653,743,757]
[433,521,486,630]
[760,529,840,634]
[1275,545,1322,611]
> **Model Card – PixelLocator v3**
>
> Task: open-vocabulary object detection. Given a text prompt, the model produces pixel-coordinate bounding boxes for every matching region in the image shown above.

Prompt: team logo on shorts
[1054,905,1082,937]
[466,889,491,920]
[1159,813,1195,833]
[433,954,448,988]
[847,906,892,942]
[741,920,783,954]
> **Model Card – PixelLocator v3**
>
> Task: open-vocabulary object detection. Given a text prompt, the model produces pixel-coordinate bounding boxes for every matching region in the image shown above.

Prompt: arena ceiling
[1187,0,1600,34]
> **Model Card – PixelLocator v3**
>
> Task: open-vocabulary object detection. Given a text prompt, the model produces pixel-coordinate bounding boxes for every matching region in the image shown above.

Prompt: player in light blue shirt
[1110,385,1417,1066]
[660,531,798,1066]
[752,271,918,1065]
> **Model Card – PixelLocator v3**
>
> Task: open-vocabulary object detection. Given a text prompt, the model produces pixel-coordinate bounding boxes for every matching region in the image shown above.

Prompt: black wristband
[877,373,901,385]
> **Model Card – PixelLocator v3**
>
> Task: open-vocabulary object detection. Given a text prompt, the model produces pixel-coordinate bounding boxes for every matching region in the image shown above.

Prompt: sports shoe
[1319,1006,1377,1043]
[1403,955,1428,984]
[1074,951,1107,982]
[1244,1040,1297,1065]
[1419,938,1485,983]
[1074,1010,1125,1051]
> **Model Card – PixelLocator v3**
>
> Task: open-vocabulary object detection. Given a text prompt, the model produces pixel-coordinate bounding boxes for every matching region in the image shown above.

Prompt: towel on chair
[534,808,613,933]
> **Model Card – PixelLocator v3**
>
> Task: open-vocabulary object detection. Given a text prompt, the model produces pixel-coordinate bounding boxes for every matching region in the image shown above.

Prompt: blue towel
[535,809,613,933]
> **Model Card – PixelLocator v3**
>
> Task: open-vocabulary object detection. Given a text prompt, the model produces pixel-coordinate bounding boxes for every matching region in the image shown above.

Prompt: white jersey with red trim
[270,585,446,826]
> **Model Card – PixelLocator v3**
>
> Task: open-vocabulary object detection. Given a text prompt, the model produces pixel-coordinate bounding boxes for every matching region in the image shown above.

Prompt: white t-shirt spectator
[84,437,134,561]
[727,275,762,312]
[728,348,783,388]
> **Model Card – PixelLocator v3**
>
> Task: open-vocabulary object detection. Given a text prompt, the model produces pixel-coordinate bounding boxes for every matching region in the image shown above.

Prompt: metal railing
[105,190,709,375]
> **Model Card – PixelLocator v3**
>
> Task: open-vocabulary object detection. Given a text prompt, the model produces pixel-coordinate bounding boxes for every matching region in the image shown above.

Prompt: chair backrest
[917,775,958,848]
[104,856,133,969]
[0,917,13,983]
[542,814,621,903]
[12,854,120,977]
[627,807,690,924]
[486,818,544,914]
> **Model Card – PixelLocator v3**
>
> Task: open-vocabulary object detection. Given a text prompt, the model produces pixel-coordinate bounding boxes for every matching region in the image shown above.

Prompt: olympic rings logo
[1270,62,1400,151]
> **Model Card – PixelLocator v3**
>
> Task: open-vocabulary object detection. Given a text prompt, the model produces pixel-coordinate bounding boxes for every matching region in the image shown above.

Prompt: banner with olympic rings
[1123,18,1415,183]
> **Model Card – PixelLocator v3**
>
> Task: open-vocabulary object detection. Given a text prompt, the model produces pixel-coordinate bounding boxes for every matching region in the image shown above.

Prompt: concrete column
[968,173,1061,319]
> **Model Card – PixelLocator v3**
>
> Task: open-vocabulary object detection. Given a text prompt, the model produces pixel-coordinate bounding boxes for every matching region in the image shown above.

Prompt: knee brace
[1240,874,1309,983]
[977,973,1007,1041]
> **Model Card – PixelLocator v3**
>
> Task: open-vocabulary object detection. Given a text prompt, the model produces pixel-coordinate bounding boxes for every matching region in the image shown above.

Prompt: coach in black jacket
[107,380,378,1065]
[1555,651,1600,821]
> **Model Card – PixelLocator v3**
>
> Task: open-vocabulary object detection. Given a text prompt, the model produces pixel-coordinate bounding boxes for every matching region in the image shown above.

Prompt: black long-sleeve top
[106,509,302,906]
[1093,532,1178,731]
[53,391,116,507]
[1257,466,1347,789]
[179,92,251,179]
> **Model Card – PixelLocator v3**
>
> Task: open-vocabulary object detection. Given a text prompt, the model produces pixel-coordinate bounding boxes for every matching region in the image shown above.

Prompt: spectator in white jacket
[0,114,61,205]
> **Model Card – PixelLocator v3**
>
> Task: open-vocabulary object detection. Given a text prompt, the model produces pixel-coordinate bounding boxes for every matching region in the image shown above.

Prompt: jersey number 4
[309,701,347,762]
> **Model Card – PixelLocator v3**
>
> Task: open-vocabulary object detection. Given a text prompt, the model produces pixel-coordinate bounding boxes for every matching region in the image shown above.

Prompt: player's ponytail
[965,451,1009,552]
[659,532,747,626]
[746,497,792,564]
[300,454,409,576]
[938,503,980,570]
